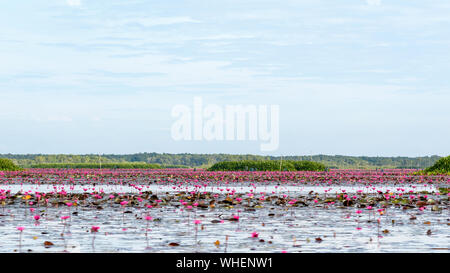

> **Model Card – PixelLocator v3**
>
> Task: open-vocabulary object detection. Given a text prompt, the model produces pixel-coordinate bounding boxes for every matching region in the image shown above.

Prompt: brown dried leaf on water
[44,241,54,246]
[426,230,432,235]
[168,242,180,247]
[423,221,431,225]
[214,240,220,247]
[315,237,323,243]
[416,201,427,207]
[382,229,390,234]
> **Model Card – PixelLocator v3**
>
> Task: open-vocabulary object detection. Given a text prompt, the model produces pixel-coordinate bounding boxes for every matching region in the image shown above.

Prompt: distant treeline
[0,153,442,170]
[29,163,190,169]
[208,160,326,171]
[29,163,162,169]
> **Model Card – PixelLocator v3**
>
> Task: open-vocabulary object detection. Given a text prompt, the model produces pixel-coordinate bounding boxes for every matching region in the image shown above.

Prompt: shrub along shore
[0,158,22,171]
[208,160,327,171]
[419,156,450,175]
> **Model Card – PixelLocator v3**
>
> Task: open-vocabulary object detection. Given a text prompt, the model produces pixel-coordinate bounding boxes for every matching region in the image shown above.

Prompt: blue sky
[1,0,449,156]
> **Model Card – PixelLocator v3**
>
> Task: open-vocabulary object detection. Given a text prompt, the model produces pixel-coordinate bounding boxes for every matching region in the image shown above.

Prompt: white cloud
[66,0,81,7]
[366,0,381,6]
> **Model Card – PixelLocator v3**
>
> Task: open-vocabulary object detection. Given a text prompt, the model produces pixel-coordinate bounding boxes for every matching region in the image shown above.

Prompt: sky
[0,0,449,156]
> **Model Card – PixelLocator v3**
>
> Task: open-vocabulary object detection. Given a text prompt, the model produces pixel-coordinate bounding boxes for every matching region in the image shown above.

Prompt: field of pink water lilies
[0,168,448,253]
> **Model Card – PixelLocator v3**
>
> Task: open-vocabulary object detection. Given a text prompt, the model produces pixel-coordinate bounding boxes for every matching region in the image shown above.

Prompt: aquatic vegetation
[17,226,25,251]
[91,226,100,250]
[0,168,447,252]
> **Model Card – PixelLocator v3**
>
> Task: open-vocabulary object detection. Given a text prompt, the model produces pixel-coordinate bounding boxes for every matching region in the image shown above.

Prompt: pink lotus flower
[251,232,259,238]
[194,220,201,225]
[17,226,25,232]
[91,226,100,232]
[34,215,40,221]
